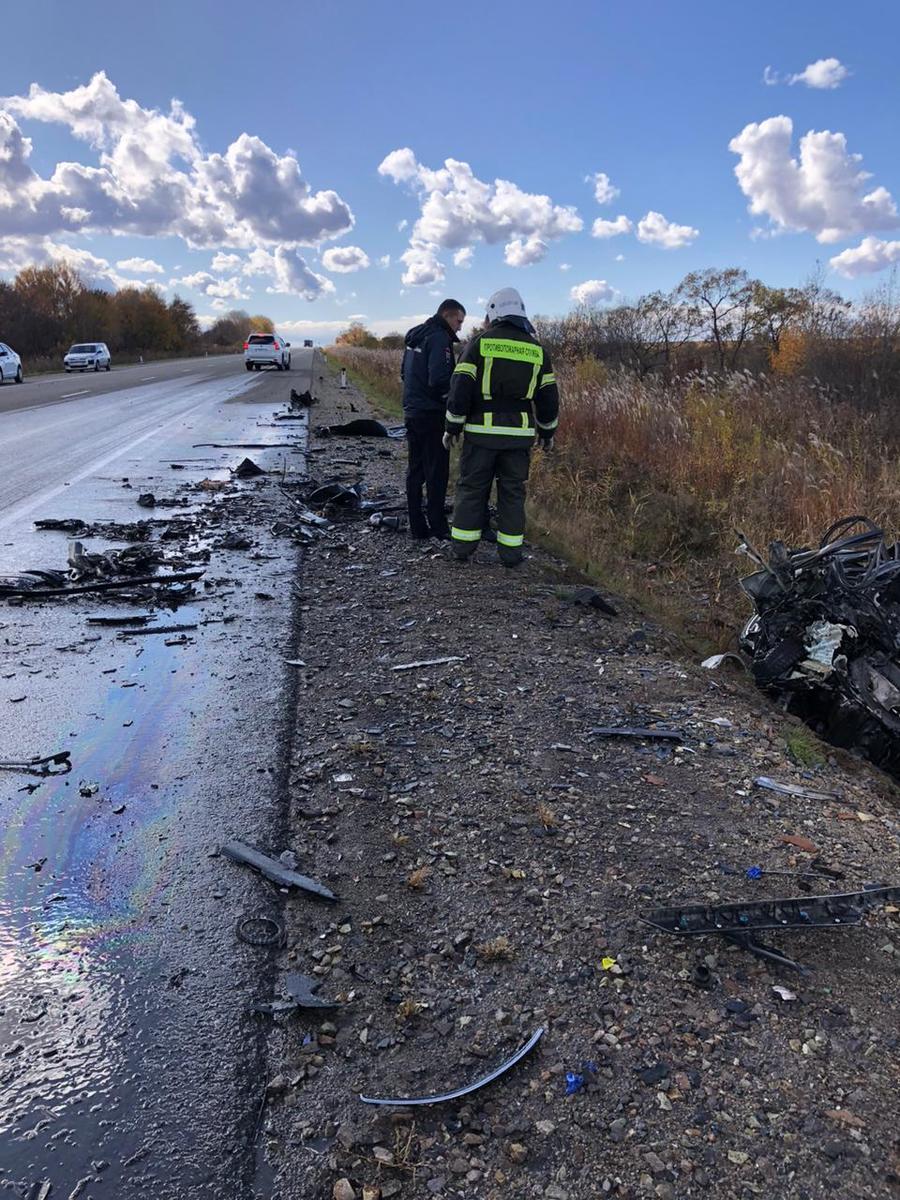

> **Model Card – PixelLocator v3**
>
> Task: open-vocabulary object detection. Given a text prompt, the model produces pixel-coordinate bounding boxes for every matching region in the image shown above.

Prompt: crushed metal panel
[221,839,337,902]
[359,1027,544,1107]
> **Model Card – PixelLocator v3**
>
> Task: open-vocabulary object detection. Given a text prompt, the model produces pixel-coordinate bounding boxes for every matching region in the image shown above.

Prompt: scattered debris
[754,776,839,801]
[33,518,87,532]
[0,751,71,778]
[317,418,391,438]
[253,971,338,1014]
[79,780,99,797]
[137,493,156,507]
[566,586,618,615]
[116,623,198,637]
[701,651,748,671]
[233,457,266,479]
[391,656,465,672]
[87,614,154,627]
[586,725,686,742]
[772,984,797,1001]
[67,539,166,581]
[0,570,205,599]
[289,388,315,408]
[236,915,286,948]
[642,885,900,972]
[221,530,252,549]
[359,1026,544,1106]
[368,513,402,531]
[221,839,337,901]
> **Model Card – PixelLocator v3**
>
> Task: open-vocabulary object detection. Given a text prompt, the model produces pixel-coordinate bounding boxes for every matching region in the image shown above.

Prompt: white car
[244,333,291,371]
[0,342,23,384]
[64,342,112,372]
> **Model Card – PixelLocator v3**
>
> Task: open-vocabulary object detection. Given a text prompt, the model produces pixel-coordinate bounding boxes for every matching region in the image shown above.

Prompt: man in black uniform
[444,288,559,566]
[401,299,466,540]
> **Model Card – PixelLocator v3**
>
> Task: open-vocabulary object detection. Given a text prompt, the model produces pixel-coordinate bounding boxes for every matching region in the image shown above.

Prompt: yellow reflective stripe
[480,338,543,365]
[446,411,466,424]
[540,372,556,386]
[451,526,481,542]
[482,353,493,399]
[525,361,541,400]
[536,417,558,430]
[453,362,477,377]
[496,531,524,547]
[464,422,535,436]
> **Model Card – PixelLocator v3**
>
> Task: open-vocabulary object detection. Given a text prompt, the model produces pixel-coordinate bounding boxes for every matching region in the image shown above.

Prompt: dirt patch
[261,368,900,1200]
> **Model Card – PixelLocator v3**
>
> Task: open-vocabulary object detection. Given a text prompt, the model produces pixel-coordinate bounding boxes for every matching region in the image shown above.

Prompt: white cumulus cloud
[587,171,619,205]
[592,214,633,239]
[453,247,473,268]
[174,270,247,300]
[116,256,164,274]
[503,235,548,267]
[790,58,849,89]
[211,251,242,272]
[729,115,899,243]
[0,72,354,302]
[243,246,335,299]
[570,279,616,306]
[321,245,370,273]
[829,236,900,277]
[379,147,582,285]
[635,210,699,248]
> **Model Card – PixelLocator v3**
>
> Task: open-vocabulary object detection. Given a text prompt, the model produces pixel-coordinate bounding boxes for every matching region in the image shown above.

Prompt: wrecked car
[738,516,900,778]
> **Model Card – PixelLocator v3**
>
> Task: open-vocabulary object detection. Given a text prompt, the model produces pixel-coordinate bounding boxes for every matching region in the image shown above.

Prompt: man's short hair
[437,298,466,318]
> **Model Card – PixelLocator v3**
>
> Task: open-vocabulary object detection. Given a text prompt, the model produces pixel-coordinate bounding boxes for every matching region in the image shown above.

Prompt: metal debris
[586,726,686,742]
[253,971,337,1014]
[566,586,618,616]
[233,457,266,479]
[1,569,205,599]
[0,751,72,778]
[221,839,337,901]
[642,885,900,972]
[701,652,748,671]
[359,1026,544,1107]
[392,656,465,672]
[753,776,840,801]
[236,915,286,947]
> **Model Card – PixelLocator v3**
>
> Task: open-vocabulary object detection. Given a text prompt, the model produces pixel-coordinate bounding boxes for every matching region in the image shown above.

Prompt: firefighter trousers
[451,441,530,565]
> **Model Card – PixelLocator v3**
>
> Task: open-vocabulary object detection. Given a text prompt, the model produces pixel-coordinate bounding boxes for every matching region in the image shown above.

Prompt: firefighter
[443,288,559,567]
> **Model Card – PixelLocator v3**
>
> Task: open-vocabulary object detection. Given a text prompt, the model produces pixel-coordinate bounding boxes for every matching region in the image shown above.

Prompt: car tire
[15,366,22,383]
[246,363,253,372]
[285,357,291,370]
[275,361,283,371]
[94,362,100,372]
[106,361,111,371]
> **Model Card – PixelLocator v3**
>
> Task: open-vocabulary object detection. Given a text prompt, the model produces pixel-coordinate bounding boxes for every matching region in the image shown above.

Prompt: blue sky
[2,0,898,340]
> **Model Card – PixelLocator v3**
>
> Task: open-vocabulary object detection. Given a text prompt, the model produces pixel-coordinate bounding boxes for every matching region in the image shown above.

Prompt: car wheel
[106,361,111,371]
[246,363,253,372]
[15,366,22,383]
[94,362,100,372]
[275,361,283,371]
[285,357,291,370]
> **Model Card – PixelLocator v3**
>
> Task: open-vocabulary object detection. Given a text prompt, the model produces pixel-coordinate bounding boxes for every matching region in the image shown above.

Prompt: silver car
[64,342,112,372]
[0,342,23,384]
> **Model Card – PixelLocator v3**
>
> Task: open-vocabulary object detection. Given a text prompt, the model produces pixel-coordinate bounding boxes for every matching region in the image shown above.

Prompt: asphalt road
[0,353,252,417]
[0,350,315,1198]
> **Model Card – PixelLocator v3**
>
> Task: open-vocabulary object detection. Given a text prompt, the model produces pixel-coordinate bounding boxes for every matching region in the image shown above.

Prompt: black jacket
[445,317,559,449]
[401,315,458,416]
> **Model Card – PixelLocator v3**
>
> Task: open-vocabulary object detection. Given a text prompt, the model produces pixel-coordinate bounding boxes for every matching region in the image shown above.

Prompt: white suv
[0,342,23,384]
[64,342,112,372]
[244,333,291,371]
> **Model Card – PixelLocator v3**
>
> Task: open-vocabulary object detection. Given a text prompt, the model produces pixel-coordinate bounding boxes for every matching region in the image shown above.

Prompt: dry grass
[475,935,515,962]
[406,865,431,890]
[536,802,556,830]
[326,346,900,647]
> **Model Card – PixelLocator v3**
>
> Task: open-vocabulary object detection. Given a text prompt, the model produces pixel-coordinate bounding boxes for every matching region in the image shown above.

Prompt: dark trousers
[451,441,530,564]
[405,412,450,538]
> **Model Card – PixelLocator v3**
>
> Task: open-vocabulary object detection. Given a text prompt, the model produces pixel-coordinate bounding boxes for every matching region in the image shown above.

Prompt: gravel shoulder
[262,366,900,1200]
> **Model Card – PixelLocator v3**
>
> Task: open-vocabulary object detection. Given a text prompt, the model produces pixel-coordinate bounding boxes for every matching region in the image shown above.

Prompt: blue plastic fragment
[565,1071,585,1096]
[746,865,763,880]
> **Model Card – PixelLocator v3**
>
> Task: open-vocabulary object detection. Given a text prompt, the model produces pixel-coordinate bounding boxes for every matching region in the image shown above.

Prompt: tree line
[0,263,275,362]
[336,266,900,411]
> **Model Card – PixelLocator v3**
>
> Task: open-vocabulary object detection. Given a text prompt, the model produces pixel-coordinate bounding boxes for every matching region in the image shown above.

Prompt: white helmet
[485,287,527,324]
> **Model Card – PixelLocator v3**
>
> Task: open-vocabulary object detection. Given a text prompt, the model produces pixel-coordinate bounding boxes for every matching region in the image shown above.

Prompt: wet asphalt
[0,351,315,1198]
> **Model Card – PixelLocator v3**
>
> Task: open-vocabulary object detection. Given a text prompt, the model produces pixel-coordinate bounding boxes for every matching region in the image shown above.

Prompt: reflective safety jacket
[445,318,559,449]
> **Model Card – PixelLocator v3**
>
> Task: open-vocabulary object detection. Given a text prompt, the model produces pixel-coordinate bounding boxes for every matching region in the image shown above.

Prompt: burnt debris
[739,516,900,779]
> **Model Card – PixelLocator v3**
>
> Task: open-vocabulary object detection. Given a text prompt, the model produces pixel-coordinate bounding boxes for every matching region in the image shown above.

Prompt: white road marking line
[60,390,89,399]
[140,375,155,381]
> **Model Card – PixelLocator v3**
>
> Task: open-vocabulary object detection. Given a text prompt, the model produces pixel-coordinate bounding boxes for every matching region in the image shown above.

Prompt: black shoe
[481,527,498,544]
[500,555,524,569]
[409,529,431,541]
